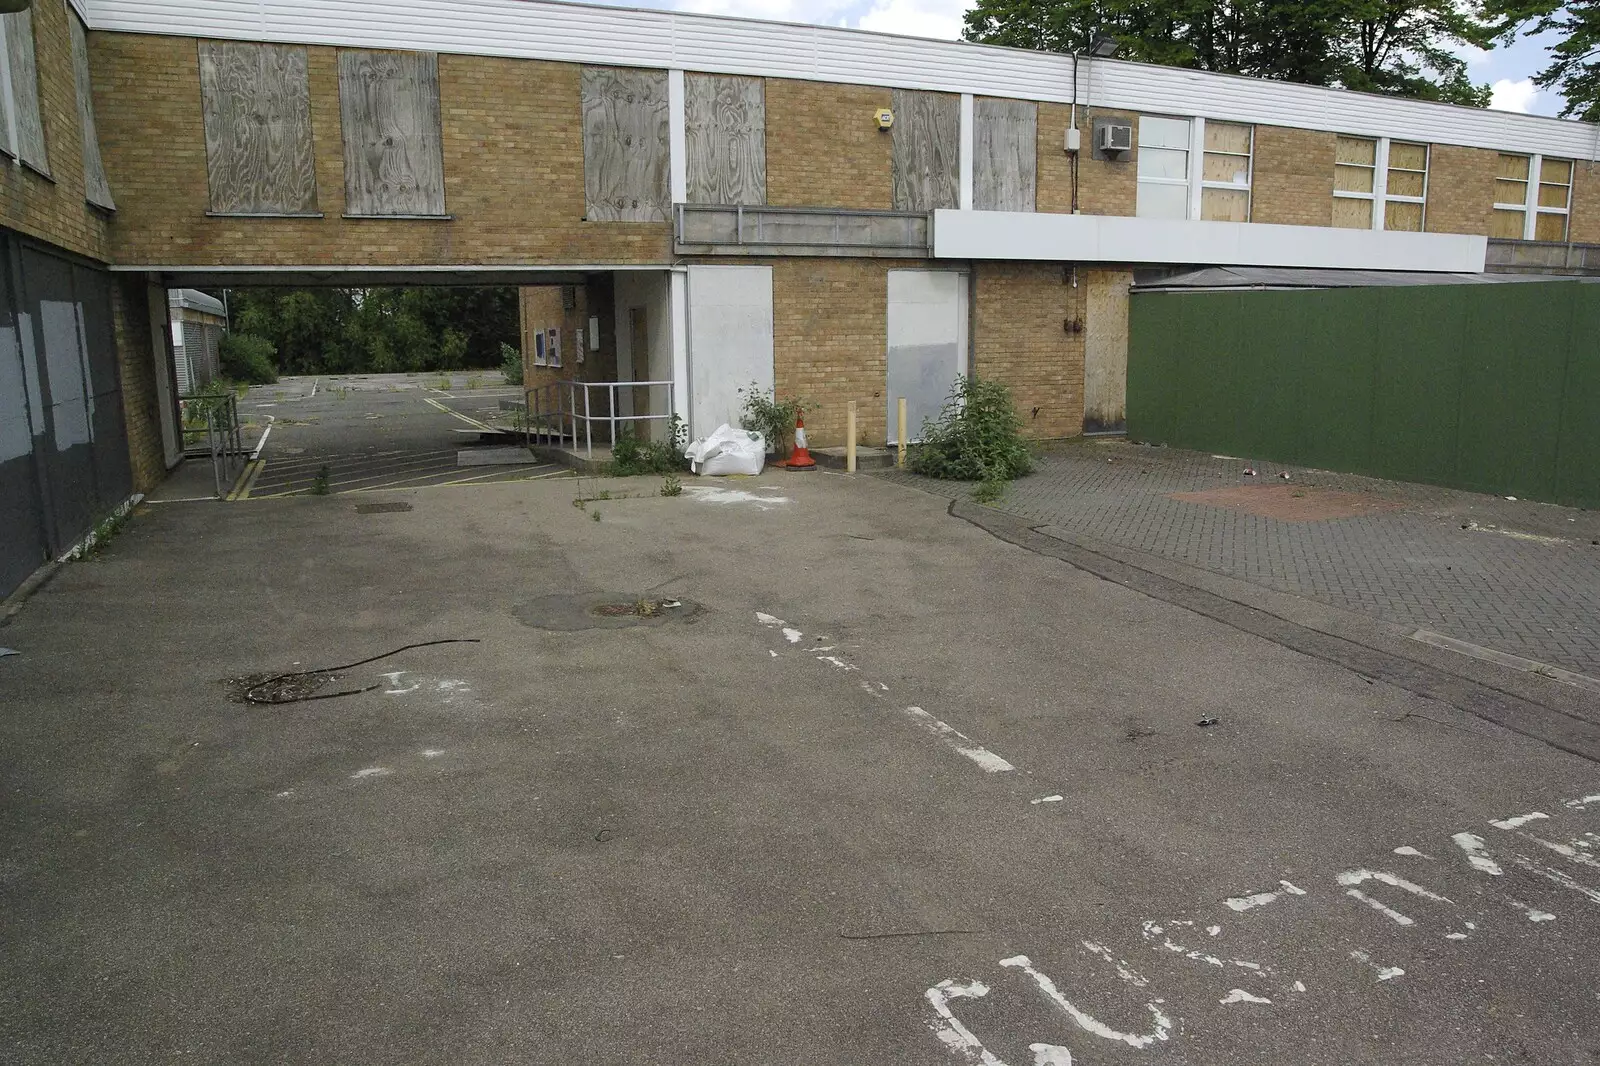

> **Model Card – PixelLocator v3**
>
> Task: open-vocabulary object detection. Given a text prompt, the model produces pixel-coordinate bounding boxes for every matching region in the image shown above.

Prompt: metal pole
[583,383,592,459]
[846,401,857,473]
[208,415,221,498]
[896,397,907,469]
[609,381,618,448]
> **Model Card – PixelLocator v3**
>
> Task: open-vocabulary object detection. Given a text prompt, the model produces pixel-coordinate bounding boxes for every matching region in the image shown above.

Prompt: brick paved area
[881,440,1600,678]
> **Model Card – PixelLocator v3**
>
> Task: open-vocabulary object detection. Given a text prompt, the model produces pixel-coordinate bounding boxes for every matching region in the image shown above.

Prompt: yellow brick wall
[772,257,891,446]
[91,35,672,267]
[765,78,893,210]
[111,277,167,493]
[973,262,1084,440]
[0,10,111,261]
[1425,144,1497,235]
[1252,125,1334,227]
[1036,105,1138,216]
[1568,161,1600,244]
[768,257,1084,448]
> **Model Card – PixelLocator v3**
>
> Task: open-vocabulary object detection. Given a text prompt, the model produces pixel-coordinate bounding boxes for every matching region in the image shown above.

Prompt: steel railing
[179,391,247,498]
[524,380,677,459]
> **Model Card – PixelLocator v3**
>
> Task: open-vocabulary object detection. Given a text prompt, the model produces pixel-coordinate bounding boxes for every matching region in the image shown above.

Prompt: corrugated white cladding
[83,0,1600,161]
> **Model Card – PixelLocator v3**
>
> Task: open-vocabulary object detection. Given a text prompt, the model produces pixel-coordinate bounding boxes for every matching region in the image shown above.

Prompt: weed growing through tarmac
[591,510,602,522]
[660,473,682,497]
[310,465,331,496]
[972,478,1007,504]
[82,507,133,557]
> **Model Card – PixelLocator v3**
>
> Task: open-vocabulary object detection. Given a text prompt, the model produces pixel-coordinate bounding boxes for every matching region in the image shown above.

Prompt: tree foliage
[226,286,519,376]
[1487,0,1600,118]
[962,0,1495,105]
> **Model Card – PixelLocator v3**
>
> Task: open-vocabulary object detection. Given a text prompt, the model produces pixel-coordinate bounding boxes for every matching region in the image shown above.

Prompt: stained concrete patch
[1171,484,1404,522]
[512,594,702,631]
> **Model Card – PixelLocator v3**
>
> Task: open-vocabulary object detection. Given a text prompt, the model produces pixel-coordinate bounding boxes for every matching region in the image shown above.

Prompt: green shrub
[219,332,278,385]
[609,415,689,476]
[738,383,807,455]
[500,343,524,386]
[910,376,1032,483]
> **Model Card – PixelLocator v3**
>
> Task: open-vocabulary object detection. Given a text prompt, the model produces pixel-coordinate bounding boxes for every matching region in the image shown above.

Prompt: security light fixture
[1090,34,1119,58]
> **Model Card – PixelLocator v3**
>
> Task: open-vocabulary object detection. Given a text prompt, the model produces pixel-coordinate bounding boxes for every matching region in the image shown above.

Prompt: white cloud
[1490,77,1539,113]
[854,0,966,39]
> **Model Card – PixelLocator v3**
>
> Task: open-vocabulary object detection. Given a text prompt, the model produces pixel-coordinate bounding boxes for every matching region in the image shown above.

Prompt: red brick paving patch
[1170,485,1405,522]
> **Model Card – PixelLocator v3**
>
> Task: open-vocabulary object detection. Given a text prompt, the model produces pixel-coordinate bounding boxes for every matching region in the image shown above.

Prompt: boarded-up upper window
[338,50,446,217]
[582,67,670,222]
[1200,121,1252,222]
[199,42,318,216]
[68,12,113,210]
[1,10,48,174]
[891,89,959,212]
[973,97,1036,212]
[685,74,765,206]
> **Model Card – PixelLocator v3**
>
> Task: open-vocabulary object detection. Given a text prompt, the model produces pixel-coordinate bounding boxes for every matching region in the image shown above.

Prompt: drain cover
[356,502,412,514]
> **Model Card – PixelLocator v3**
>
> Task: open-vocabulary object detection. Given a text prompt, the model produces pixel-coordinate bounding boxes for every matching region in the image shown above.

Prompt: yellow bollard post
[846,401,858,473]
[896,397,908,469]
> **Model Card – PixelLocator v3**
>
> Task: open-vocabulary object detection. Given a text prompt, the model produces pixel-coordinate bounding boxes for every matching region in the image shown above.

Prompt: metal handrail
[524,380,677,459]
[179,392,247,498]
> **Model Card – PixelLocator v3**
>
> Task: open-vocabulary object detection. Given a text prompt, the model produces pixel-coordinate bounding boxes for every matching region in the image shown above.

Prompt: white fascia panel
[932,209,1488,274]
[82,0,1600,160]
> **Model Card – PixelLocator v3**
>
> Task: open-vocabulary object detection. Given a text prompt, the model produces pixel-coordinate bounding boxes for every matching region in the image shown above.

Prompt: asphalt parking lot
[3,461,1599,1064]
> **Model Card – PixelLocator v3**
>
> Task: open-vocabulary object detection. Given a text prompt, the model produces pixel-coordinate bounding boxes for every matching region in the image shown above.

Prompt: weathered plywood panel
[198,43,318,216]
[1084,269,1130,432]
[891,89,959,212]
[685,74,764,206]
[582,67,669,222]
[68,14,112,209]
[4,10,47,174]
[973,97,1035,212]
[338,50,446,216]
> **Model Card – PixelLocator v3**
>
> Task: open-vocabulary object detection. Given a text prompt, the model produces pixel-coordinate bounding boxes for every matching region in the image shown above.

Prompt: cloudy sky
[598,0,1574,118]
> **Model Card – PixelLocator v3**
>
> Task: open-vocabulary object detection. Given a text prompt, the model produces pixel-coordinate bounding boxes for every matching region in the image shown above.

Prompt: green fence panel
[1127,280,1596,506]
[1370,286,1464,487]
[1455,282,1574,501]
[1554,286,1600,508]
[1281,290,1375,475]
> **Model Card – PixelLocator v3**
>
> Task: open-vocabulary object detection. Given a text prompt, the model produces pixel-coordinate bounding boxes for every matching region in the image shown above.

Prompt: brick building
[3,0,1599,597]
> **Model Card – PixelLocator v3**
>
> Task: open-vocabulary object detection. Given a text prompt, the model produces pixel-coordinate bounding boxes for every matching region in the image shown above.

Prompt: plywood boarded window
[1200,121,1251,222]
[1,10,48,174]
[1384,141,1427,232]
[1535,157,1572,241]
[973,97,1036,212]
[685,74,765,206]
[891,89,959,212]
[199,43,318,216]
[338,50,446,217]
[68,12,112,210]
[1332,135,1376,229]
[582,67,670,222]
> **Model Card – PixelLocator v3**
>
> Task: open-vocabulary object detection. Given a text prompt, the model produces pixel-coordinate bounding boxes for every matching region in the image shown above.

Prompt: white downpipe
[670,268,689,434]
[668,69,687,205]
[958,93,974,211]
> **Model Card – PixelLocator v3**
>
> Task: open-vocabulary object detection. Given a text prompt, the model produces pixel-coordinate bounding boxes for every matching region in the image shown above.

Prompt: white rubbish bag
[685,424,766,476]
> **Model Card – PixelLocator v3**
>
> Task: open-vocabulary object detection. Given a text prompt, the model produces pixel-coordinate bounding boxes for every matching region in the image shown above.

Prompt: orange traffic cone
[782,410,817,470]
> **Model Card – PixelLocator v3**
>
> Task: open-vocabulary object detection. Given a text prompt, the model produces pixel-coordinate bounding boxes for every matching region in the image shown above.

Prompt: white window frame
[1494,153,1574,241]
[1138,116,1256,222]
[1199,120,1254,223]
[1332,135,1428,232]
[1136,114,1196,221]
[1493,153,1534,239]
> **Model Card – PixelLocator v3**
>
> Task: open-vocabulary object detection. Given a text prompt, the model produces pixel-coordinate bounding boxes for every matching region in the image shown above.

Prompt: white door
[886,270,967,444]
[687,265,773,440]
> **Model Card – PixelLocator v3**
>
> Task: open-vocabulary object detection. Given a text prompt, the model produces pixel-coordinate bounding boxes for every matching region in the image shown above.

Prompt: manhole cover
[356,502,412,514]
[514,594,701,630]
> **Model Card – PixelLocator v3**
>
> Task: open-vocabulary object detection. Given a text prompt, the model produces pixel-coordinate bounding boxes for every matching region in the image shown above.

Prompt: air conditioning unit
[1098,123,1133,154]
